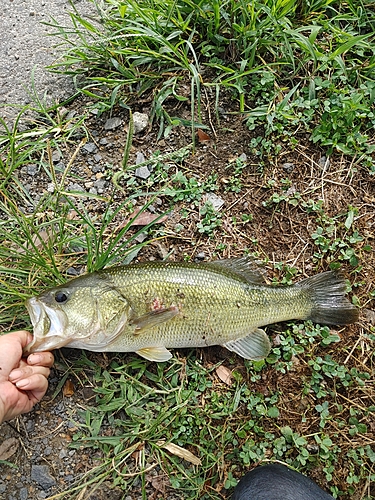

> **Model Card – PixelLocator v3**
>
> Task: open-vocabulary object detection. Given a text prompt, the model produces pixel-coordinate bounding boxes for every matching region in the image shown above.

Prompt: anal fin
[223,328,271,360]
[136,346,172,362]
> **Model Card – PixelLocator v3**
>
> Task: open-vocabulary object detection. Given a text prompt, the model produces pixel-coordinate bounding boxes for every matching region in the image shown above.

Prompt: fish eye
[55,291,68,303]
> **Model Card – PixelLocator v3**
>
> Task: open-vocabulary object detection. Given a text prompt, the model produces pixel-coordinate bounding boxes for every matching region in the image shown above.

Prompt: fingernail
[28,354,42,365]
[15,379,30,389]
[9,369,23,381]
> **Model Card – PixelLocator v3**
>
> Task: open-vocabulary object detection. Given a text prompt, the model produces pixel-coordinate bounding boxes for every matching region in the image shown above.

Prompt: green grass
[47,0,375,166]
[46,323,374,499]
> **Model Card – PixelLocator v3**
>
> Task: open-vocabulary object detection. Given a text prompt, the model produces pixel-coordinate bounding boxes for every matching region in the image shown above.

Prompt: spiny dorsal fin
[205,257,266,284]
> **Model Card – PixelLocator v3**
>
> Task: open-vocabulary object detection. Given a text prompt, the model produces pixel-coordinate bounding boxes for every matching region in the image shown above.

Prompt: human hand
[0,331,54,423]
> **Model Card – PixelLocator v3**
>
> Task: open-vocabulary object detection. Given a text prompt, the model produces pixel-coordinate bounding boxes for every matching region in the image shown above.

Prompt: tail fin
[298,271,359,325]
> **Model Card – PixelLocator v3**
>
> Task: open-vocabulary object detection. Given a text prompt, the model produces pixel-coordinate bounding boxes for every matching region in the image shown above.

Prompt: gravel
[0,0,92,124]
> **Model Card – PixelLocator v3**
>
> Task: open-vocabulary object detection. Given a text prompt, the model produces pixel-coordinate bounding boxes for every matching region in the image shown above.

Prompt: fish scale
[24,258,359,362]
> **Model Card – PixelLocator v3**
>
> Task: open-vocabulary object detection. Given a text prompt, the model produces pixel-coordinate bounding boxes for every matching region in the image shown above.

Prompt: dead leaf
[197,128,211,142]
[148,473,170,494]
[157,440,201,465]
[16,229,53,254]
[117,207,168,231]
[364,308,375,324]
[130,211,168,227]
[216,365,233,386]
[63,379,74,397]
[0,437,19,461]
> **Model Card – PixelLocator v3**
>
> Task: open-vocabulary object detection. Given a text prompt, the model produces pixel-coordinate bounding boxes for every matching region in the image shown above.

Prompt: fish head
[24,274,132,354]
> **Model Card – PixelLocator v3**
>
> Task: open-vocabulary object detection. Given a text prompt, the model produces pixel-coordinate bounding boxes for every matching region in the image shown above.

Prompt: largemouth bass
[24,258,358,361]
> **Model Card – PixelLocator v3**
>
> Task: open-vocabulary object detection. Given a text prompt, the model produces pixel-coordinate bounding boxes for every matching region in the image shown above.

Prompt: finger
[6,330,34,349]
[9,365,51,383]
[27,352,55,368]
[14,373,49,402]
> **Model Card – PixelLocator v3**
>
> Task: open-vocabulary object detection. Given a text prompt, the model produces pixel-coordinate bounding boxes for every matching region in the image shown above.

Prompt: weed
[197,202,222,235]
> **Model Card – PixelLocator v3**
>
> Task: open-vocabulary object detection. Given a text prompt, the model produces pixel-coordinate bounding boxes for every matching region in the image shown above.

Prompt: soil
[0,2,374,500]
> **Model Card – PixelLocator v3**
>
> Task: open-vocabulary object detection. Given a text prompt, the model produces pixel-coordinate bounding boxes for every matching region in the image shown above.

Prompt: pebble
[26,420,35,432]
[282,162,295,173]
[44,446,53,456]
[134,165,151,180]
[94,179,107,193]
[104,117,122,130]
[19,487,28,500]
[136,151,145,164]
[27,164,38,176]
[92,164,104,173]
[31,465,56,490]
[319,156,330,168]
[83,142,98,154]
[52,151,62,163]
[133,112,149,134]
[204,192,225,211]
[134,233,147,243]
[68,182,85,192]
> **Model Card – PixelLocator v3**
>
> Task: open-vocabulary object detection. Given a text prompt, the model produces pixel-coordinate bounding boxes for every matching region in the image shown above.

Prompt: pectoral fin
[223,328,271,360]
[136,346,173,362]
[131,306,179,334]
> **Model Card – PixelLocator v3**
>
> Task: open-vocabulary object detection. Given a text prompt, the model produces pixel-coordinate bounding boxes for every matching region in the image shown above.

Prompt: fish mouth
[24,297,71,354]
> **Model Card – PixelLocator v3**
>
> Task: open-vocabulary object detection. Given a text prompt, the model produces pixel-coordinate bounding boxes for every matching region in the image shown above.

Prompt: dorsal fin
[205,257,266,284]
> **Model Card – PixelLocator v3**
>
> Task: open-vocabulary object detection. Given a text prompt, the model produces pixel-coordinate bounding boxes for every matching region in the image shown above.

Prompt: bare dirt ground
[0,87,374,499]
[0,2,374,499]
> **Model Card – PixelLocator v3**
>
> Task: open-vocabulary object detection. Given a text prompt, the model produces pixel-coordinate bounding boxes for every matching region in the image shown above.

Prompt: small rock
[47,183,55,193]
[204,193,225,211]
[19,487,28,500]
[52,150,62,163]
[31,465,56,490]
[59,449,68,459]
[54,162,65,173]
[134,165,151,180]
[99,138,109,145]
[83,142,98,154]
[136,151,146,164]
[93,153,102,163]
[68,267,80,277]
[238,153,247,162]
[94,179,107,193]
[282,162,295,173]
[92,164,103,173]
[26,420,35,432]
[319,156,330,168]
[104,117,122,130]
[27,164,38,176]
[306,443,319,454]
[196,252,205,260]
[133,112,149,134]
[43,447,52,457]
[68,183,85,192]
[134,232,147,243]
